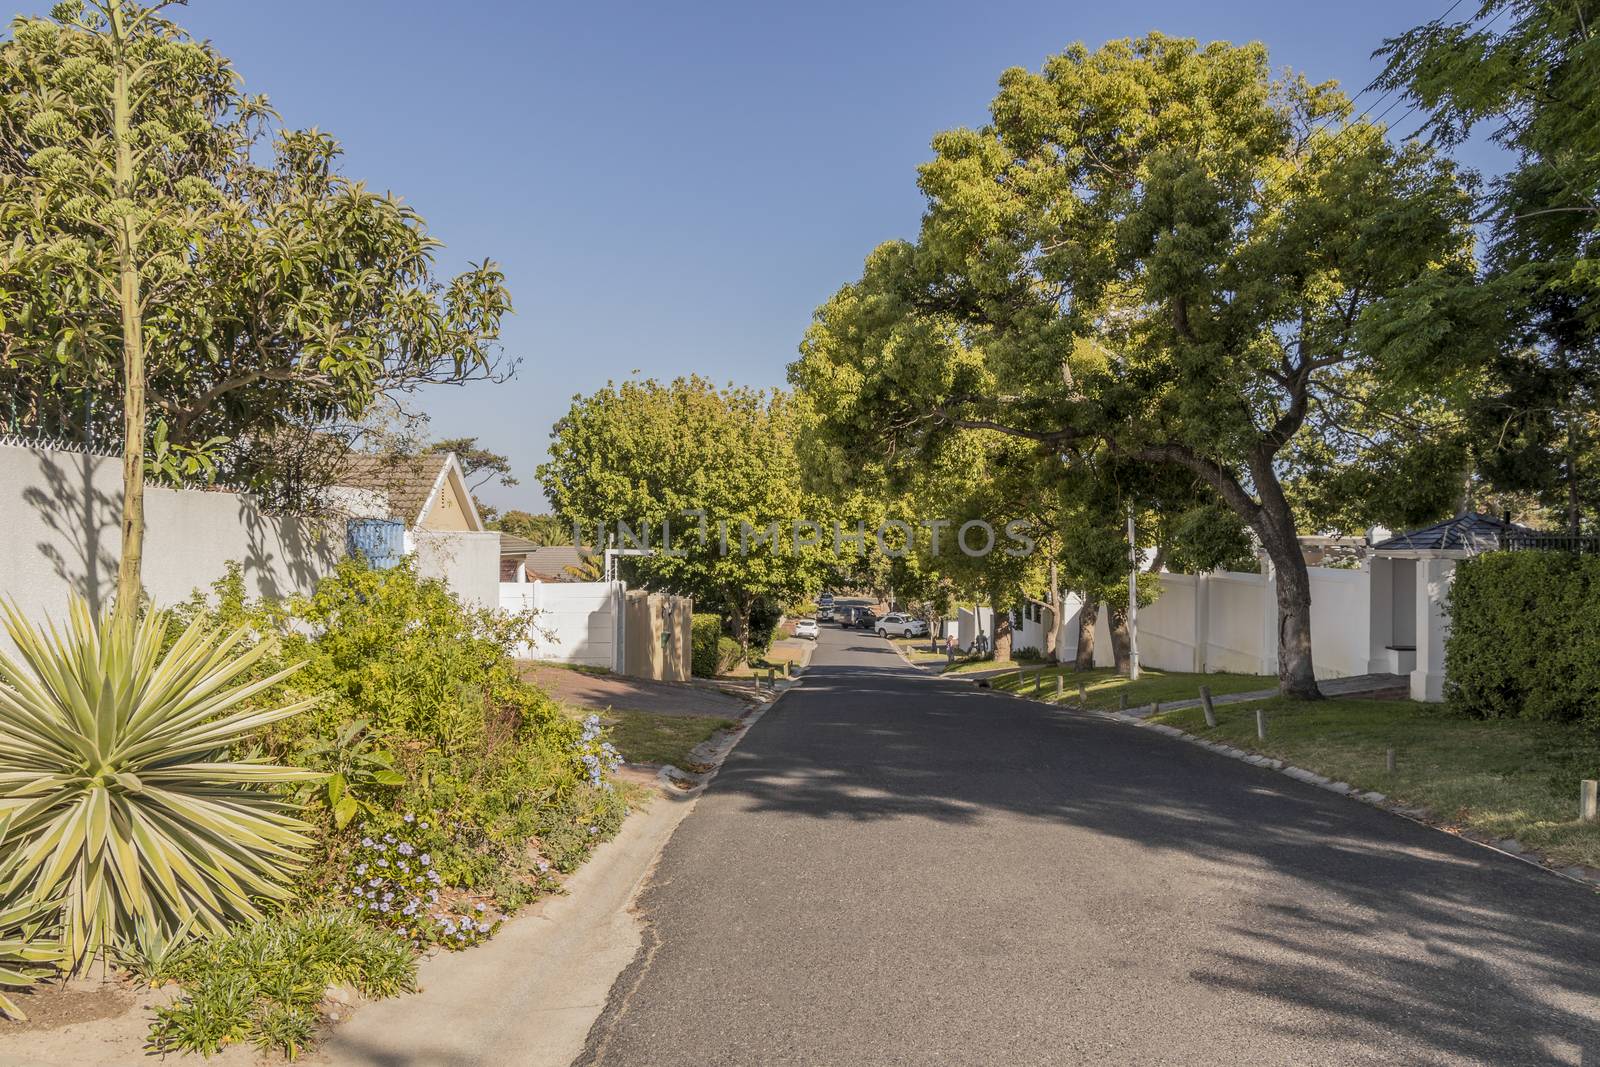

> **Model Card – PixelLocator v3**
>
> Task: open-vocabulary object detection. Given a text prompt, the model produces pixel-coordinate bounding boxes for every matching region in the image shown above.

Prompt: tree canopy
[791,34,1480,696]
[0,2,512,507]
[1378,0,1600,532]
[538,376,830,652]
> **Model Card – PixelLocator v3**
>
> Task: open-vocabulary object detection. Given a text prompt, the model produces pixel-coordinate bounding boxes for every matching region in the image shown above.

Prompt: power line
[1267,0,1481,186]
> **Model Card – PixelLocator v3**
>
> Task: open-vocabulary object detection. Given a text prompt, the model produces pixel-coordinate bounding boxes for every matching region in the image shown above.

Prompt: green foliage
[0,3,512,506]
[0,893,63,1021]
[691,613,723,677]
[147,909,416,1059]
[746,599,785,657]
[791,32,1479,692]
[716,636,744,674]
[178,560,623,929]
[539,376,831,647]
[294,720,405,831]
[1379,2,1600,532]
[490,511,574,545]
[112,916,199,989]
[1445,551,1600,723]
[340,812,505,951]
[0,597,316,969]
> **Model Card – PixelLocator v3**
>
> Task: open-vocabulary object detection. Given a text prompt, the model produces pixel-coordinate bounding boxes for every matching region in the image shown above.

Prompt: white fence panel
[500,580,622,671]
[1205,571,1270,674]
[1137,572,1201,672]
[1306,566,1372,679]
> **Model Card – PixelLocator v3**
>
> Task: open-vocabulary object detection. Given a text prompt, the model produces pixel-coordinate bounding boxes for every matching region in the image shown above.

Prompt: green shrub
[691,613,723,677]
[748,598,784,655]
[177,560,625,926]
[717,636,744,673]
[1446,551,1600,722]
[147,909,416,1059]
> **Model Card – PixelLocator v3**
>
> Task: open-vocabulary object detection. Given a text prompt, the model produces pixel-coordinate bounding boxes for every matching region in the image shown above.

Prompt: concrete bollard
[1255,708,1267,740]
[1151,700,1160,717]
[1034,670,1042,696]
[767,667,776,690]
[1118,693,1127,712]
[1055,675,1064,701]
[1079,682,1087,705]
[1386,748,1396,774]
[1582,780,1598,823]
[1199,685,1216,728]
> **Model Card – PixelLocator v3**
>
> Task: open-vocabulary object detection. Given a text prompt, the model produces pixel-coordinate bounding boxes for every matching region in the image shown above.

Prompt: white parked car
[875,613,928,638]
[793,618,820,640]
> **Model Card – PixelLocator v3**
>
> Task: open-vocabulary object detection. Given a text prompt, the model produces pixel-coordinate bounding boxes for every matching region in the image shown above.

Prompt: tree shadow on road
[711,655,1600,1064]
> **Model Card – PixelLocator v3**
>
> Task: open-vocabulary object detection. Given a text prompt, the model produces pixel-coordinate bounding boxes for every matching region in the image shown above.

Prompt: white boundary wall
[499,580,624,671]
[0,442,338,652]
[410,530,500,610]
[1079,565,1381,682]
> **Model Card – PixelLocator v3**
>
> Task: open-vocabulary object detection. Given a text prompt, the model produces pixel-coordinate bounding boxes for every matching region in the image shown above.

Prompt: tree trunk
[1075,592,1097,670]
[111,2,145,625]
[1566,409,1581,536]
[728,593,753,664]
[1044,560,1060,662]
[992,604,1013,662]
[1251,483,1321,700]
[1108,605,1131,674]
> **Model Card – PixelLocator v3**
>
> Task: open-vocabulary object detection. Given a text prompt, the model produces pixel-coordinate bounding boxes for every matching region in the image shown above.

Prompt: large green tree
[1378,0,1600,533]
[539,377,828,654]
[792,35,1478,698]
[0,2,512,534]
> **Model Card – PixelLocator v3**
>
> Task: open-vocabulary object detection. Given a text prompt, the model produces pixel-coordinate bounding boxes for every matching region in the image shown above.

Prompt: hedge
[691,613,723,677]
[1445,551,1600,723]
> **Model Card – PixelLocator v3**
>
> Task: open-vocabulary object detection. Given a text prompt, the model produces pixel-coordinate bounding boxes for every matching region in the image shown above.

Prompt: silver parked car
[875,613,928,638]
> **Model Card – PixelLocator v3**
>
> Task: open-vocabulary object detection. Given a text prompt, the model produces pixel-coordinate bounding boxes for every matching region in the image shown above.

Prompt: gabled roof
[522,546,594,579]
[334,451,482,531]
[1370,513,1531,555]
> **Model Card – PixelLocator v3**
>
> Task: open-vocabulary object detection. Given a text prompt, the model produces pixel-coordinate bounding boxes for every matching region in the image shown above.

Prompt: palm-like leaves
[0,597,319,968]
[0,814,65,1021]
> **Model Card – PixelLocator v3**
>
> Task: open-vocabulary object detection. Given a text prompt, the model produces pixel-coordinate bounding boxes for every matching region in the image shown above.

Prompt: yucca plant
[0,596,321,969]
[0,812,66,1021]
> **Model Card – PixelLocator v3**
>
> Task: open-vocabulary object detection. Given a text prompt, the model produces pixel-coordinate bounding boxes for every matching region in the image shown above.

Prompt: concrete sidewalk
[313,780,700,1067]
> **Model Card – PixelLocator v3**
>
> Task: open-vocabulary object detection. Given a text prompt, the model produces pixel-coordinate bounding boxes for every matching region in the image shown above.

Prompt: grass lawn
[889,636,950,665]
[942,656,1013,675]
[1153,697,1600,870]
[530,660,612,676]
[591,708,741,771]
[990,665,1272,709]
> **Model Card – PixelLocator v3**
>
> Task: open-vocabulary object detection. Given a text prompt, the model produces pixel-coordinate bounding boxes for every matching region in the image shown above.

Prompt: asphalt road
[578,623,1600,1066]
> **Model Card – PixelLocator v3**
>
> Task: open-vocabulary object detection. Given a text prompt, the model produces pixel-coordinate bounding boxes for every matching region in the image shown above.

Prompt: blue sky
[20,0,1497,510]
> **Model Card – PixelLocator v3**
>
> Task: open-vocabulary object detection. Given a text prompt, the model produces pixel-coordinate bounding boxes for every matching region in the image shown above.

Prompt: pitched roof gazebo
[1367,513,1533,702]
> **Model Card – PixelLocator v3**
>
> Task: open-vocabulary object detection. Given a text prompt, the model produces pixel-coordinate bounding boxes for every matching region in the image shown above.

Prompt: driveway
[578,622,1600,1065]
[520,663,750,718]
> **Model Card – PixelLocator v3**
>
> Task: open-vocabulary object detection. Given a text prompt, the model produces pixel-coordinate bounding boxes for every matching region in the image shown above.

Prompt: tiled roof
[334,453,452,526]
[1370,513,1532,554]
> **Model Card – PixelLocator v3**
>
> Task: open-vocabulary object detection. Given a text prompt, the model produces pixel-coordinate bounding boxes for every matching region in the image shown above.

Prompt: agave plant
[0,596,321,969]
[0,894,64,1022]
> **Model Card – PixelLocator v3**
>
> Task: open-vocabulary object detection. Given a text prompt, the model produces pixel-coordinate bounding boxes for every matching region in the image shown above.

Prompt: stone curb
[1055,703,1600,893]
[659,675,801,792]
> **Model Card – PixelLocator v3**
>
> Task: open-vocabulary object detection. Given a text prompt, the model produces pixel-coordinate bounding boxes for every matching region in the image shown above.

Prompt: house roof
[334,451,480,530]
[522,545,593,579]
[498,533,542,556]
[1370,513,1531,555]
